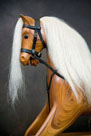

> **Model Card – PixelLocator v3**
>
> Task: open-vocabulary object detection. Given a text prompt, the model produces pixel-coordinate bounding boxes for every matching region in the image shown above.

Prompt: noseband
[21,19,46,58]
[21,19,64,111]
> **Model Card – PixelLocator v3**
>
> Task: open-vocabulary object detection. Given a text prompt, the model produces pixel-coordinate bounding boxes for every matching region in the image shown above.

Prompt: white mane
[9,18,24,103]
[9,16,91,104]
[41,16,91,103]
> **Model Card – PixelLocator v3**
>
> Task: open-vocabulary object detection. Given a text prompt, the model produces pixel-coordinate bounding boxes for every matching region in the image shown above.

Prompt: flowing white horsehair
[41,16,91,103]
[9,18,24,103]
[9,16,91,104]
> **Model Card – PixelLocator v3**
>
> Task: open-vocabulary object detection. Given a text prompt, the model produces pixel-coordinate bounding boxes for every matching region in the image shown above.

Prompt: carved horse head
[20,14,46,66]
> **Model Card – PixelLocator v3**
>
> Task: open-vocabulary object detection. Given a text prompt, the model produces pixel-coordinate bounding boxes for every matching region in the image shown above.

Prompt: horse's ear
[20,14,30,24]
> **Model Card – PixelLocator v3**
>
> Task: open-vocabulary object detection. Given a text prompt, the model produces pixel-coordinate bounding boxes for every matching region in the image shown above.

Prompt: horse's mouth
[20,54,39,66]
[30,58,39,66]
[20,59,39,66]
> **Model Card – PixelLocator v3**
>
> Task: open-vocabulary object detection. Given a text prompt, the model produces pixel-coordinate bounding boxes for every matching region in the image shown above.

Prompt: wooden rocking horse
[9,14,91,136]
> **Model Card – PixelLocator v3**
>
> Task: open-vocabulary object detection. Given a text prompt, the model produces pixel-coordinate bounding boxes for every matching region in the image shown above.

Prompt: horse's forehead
[24,17,34,25]
[22,27,30,33]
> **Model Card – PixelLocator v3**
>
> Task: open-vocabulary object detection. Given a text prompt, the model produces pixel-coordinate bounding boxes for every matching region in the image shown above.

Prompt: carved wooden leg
[35,104,57,136]
[34,88,87,136]
[35,103,85,136]
[25,104,49,136]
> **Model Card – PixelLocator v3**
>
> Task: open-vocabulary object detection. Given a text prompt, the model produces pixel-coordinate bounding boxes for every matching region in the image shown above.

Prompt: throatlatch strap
[37,29,46,49]
[32,20,39,50]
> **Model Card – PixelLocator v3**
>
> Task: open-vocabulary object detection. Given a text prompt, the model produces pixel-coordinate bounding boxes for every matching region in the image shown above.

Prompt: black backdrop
[0,0,91,135]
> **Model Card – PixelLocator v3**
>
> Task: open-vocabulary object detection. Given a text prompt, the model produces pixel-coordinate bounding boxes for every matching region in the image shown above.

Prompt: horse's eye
[24,35,28,39]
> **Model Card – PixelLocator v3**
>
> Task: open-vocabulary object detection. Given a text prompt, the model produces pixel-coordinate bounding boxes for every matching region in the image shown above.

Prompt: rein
[21,19,64,111]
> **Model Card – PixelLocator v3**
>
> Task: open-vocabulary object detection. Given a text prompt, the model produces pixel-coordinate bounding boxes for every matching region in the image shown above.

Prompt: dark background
[0,0,91,135]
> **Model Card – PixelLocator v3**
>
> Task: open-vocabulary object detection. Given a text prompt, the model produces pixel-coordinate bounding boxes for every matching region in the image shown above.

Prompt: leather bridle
[21,20,46,58]
[21,19,64,111]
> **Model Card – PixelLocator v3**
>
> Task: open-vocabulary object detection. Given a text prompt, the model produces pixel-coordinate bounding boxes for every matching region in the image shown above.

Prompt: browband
[23,24,41,30]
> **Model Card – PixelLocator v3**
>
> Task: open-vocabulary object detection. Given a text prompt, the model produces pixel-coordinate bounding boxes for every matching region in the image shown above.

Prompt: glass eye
[24,35,28,39]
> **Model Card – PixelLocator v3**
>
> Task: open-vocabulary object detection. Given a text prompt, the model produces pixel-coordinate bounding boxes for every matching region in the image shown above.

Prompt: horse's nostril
[20,56,25,62]
[20,53,30,65]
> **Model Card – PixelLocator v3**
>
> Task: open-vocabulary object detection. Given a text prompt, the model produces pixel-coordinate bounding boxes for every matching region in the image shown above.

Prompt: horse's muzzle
[20,52,31,65]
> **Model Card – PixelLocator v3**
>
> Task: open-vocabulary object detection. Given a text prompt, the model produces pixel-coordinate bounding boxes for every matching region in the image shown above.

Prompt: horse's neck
[46,51,90,106]
[46,52,55,68]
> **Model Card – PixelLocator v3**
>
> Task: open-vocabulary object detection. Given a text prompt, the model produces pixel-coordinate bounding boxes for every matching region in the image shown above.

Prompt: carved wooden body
[19,15,91,136]
[25,55,91,136]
